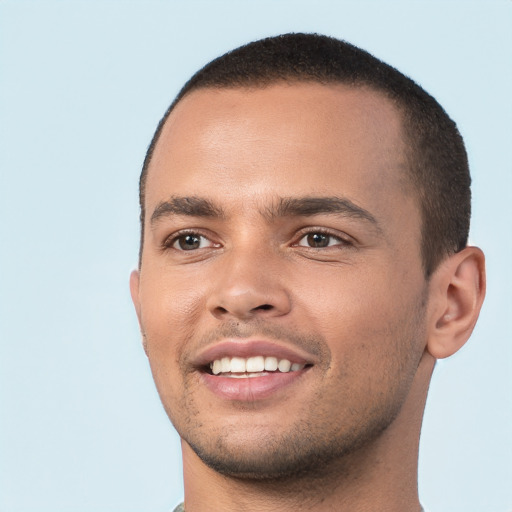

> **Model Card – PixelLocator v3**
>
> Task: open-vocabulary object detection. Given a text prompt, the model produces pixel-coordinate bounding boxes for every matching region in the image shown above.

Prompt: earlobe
[129,269,149,356]
[427,247,486,359]
[129,269,141,322]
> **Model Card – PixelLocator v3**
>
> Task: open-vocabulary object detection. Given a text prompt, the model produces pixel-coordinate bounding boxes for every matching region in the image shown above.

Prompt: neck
[181,352,434,512]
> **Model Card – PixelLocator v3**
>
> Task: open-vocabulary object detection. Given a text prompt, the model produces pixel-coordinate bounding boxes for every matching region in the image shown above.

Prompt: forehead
[145,83,415,221]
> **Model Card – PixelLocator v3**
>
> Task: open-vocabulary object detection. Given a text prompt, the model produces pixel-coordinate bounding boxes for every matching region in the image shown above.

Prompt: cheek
[138,269,206,392]
[292,262,425,362]
[293,262,399,320]
[140,264,205,338]
[302,274,426,423]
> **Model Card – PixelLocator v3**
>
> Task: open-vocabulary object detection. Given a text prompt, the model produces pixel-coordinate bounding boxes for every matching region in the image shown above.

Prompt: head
[139,32,471,278]
[130,34,484,482]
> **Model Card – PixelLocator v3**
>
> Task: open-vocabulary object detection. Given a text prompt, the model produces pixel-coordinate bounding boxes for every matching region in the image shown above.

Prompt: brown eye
[296,231,349,249]
[173,234,204,251]
[306,233,330,248]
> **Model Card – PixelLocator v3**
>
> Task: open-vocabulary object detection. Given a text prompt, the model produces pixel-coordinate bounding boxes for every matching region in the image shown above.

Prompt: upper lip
[193,338,318,369]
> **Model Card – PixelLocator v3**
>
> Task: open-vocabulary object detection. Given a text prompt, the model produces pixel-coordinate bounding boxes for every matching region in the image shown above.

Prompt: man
[129,33,485,511]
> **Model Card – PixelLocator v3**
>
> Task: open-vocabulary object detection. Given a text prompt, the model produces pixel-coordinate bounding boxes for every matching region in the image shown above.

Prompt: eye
[171,233,213,251]
[297,232,346,248]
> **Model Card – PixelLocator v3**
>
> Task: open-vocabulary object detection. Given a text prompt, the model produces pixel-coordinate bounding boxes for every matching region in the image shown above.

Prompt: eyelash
[163,227,353,253]
[294,228,353,249]
[163,230,218,251]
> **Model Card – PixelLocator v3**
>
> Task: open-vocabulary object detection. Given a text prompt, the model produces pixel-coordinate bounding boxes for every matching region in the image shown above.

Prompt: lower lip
[200,370,308,401]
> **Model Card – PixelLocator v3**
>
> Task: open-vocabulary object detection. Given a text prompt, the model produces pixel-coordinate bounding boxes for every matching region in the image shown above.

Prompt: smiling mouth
[207,356,311,378]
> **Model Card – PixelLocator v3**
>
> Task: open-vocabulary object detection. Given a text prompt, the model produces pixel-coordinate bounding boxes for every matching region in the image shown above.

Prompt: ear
[129,269,141,321]
[426,247,486,359]
[130,269,148,356]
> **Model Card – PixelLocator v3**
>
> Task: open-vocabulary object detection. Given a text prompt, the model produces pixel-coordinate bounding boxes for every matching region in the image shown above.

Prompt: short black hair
[139,33,471,276]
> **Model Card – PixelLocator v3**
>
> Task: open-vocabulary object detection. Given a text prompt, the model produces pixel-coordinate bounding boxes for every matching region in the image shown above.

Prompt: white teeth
[212,360,222,375]
[230,357,246,373]
[278,359,291,372]
[221,357,231,373]
[264,356,278,371]
[209,356,305,376]
[229,372,266,378]
[246,356,265,372]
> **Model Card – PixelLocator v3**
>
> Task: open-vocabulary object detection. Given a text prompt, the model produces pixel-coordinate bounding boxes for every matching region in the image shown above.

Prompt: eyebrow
[151,196,224,224]
[270,196,379,226]
[150,194,380,231]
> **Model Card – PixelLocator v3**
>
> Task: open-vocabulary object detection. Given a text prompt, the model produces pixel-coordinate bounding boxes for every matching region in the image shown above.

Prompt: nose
[206,247,292,321]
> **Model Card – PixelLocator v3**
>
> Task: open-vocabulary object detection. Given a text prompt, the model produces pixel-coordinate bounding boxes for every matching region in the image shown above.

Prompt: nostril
[211,303,273,319]
[253,304,273,311]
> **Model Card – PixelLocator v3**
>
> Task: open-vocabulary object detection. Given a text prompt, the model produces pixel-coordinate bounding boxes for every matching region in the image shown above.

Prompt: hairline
[139,79,455,278]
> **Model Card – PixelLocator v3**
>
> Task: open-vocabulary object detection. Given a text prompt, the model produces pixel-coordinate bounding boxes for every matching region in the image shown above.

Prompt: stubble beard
[160,301,427,485]
[181,399,401,483]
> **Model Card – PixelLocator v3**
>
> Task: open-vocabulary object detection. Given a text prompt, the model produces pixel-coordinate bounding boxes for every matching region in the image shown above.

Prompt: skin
[130,83,485,511]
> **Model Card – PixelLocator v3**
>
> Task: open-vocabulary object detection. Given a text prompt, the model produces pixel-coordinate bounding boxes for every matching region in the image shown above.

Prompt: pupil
[308,233,329,247]
[180,235,200,250]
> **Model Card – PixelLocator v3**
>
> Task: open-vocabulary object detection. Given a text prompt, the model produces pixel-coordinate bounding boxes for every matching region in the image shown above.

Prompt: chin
[181,409,396,482]
[187,437,335,481]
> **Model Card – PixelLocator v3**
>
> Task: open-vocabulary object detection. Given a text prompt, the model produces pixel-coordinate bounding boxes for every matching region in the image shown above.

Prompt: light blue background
[0,1,510,511]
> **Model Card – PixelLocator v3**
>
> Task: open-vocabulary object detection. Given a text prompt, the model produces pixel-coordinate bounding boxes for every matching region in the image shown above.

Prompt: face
[131,83,429,479]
